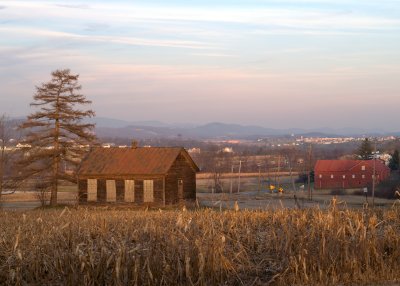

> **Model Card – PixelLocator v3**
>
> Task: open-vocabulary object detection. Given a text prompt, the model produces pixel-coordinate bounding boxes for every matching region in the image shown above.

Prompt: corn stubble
[0,206,399,285]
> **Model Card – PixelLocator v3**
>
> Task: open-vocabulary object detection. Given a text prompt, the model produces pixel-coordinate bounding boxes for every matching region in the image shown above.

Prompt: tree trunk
[51,94,61,206]
[0,143,4,202]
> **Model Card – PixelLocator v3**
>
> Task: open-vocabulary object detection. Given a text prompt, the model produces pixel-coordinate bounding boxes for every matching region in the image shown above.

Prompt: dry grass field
[0,206,399,285]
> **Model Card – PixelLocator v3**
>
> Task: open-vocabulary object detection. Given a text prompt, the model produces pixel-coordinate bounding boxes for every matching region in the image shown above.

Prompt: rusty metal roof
[315,160,389,173]
[78,147,199,176]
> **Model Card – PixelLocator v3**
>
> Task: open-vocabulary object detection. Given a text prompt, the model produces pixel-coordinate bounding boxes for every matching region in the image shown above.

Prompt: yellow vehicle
[269,185,284,193]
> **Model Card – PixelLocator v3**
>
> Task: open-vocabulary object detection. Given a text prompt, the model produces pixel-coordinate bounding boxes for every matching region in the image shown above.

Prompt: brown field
[196,175,397,209]
[1,175,397,210]
[196,172,298,179]
[1,186,78,202]
[0,206,399,285]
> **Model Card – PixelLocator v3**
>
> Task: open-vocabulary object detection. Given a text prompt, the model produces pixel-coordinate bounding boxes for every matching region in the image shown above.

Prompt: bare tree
[19,69,96,206]
[0,115,20,201]
[34,176,50,207]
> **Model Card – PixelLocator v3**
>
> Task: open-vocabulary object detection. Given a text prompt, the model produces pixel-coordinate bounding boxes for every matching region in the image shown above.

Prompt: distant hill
[91,118,396,139]
[9,116,397,140]
[88,117,170,128]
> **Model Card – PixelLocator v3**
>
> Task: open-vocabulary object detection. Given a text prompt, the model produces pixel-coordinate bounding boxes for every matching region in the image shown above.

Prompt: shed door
[143,180,154,202]
[87,179,97,202]
[178,179,184,201]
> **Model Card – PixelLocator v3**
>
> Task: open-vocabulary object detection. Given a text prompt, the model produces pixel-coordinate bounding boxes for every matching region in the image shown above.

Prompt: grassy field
[0,206,399,285]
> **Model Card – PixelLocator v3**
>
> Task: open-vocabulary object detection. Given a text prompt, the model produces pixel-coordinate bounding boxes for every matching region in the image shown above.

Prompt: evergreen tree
[19,69,96,206]
[389,149,399,170]
[357,138,373,160]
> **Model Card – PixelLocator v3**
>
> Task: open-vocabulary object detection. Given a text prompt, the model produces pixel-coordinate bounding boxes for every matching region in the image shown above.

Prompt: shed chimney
[131,140,138,149]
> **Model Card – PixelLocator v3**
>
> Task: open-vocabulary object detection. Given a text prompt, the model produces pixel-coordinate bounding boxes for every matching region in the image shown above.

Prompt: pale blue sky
[1,1,400,130]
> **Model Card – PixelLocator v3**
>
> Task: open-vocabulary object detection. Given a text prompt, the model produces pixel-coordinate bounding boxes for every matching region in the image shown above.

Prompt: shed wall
[165,154,196,204]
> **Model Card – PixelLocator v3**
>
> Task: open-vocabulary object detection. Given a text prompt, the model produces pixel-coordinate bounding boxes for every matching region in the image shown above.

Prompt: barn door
[178,179,184,202]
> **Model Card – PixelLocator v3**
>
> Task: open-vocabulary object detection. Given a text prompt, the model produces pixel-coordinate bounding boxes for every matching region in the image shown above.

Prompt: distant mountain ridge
[91,117,398,139]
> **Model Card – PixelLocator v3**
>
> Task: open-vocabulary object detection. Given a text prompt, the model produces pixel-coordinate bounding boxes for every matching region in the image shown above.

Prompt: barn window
[352,174,355,179]
[87,179,97,202]
[362,174,365,179]
[361,165,365,171]
[106,180,116,202]
[319,174,322,179]
[125,180,135,202]
[330,174,334,179]
[143,180,154,202]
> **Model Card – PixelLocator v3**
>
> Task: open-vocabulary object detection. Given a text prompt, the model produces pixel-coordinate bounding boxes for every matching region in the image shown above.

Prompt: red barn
[314,160,390,190]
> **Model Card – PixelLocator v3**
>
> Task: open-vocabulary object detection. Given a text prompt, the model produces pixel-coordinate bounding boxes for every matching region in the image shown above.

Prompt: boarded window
[342,175,346,179]
[106,180,116,202]
[352,174,355,178]
[87,179,97,202]
[125,180,135,202]
[319,174,322,179]
[330,174,334,179]
[178,179,184,200]
[361,166,365,171]
[143,180,154,202]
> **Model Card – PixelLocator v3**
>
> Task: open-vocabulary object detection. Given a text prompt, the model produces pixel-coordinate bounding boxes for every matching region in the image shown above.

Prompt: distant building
[221,147,233,153]
[188,147,201,154]
[378,153,392,165]
[16,143,31,148]
[77,145,199,205]
[101,143,115,148]
[314,160,390,189]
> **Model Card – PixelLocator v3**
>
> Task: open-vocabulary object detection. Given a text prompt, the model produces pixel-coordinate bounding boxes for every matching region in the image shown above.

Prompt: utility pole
[230,165,234,194]
[237,160,242,193]
[287,155,297,193]
[372,139,377,208]
[287,154,301,208]
[277,155,281,188]
[307,144,312,200]
[265,155,269,186]
[257,163,261,194]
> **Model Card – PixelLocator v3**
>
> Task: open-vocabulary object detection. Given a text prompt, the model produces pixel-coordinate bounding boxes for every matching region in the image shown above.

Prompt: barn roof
[78,147,199,176]
[315,160,389,172]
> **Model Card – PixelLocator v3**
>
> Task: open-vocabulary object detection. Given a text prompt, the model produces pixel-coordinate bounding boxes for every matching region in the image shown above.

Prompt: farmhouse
[77,144,199,205]
[314,160,390,190]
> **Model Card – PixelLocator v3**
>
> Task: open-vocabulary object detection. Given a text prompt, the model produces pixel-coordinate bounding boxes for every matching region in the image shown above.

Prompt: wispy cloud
[84,23,109,32]
[3,2,400,33]
[191,53,237,58]
[0,27,214,50]
[55,4,90,9]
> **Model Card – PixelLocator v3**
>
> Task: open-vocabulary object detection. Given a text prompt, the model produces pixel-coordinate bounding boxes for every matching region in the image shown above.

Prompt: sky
[1,0,400,131]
